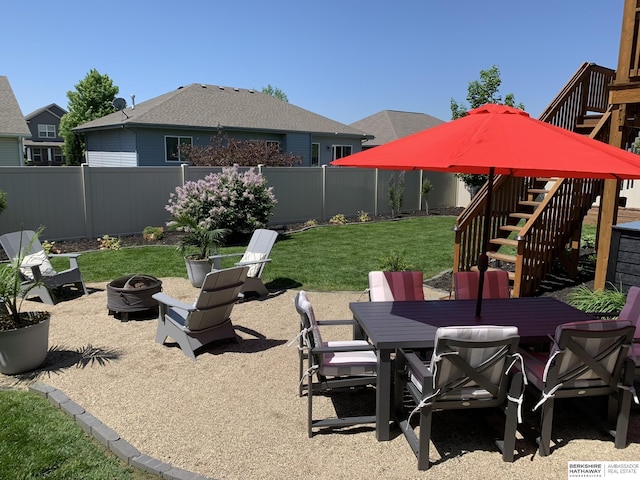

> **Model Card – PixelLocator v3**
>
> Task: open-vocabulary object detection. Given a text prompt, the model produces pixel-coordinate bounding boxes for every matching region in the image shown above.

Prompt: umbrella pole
[476,167,494,318]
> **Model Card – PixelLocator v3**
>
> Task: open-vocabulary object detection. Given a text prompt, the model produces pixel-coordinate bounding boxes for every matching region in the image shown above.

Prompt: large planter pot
[185,257,212,288]
[0,312,51,375]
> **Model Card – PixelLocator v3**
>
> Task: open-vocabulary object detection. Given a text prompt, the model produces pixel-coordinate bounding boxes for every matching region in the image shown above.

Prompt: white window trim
[38,124,56,138]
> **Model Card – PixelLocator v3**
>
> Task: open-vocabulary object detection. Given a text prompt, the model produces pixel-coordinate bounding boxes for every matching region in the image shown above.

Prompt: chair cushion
[241,252,267,277]
[20,251,56,280]
[619,286,640,340]
[368,271,424,301]
[545,319,634,387]
[429,325,519,392]
[320,347,377,377]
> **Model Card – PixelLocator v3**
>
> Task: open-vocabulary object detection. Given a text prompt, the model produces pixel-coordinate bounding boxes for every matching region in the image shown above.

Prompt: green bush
[0,190,6,216]
[377,250,415,271]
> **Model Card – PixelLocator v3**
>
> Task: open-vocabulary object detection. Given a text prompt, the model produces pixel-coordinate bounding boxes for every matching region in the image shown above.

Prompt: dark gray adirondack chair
[153,266,249,360]
[394,325,524,470]
[209,229,277,297]
[0,230,87,305]
[294,290,377,437]
[520,319,636,456]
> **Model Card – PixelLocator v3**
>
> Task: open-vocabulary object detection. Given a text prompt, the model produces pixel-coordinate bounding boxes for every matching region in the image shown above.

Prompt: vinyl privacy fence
[0,165,459,240]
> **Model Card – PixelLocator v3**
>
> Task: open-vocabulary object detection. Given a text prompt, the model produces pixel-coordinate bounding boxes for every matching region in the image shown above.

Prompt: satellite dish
[112,98,127,110]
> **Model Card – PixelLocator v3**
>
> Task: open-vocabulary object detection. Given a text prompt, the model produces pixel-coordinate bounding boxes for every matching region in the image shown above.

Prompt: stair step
[500,225,522,232]
[536,177,560,182]
[527,188,550,194]
[509,213,533,219]
[490,238,518,247]
[470,266,516,281]
[518,200,542,207]
[487,252,517,263]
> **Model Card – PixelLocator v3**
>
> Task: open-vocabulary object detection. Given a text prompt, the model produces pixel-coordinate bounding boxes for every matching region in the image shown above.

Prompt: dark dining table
[349,296,596,441]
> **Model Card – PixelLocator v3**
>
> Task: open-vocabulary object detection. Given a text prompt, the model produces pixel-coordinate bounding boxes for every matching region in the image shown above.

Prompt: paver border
[27,382,216,480]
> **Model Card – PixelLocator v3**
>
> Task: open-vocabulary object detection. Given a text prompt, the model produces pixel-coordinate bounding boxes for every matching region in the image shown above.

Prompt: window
[332,145,352,160]
[311,143,319,166]
[52,148,64,164]
[38,124,56,138]
[165,136,193,162]
[32,148,43,163]
[266,140,280,149]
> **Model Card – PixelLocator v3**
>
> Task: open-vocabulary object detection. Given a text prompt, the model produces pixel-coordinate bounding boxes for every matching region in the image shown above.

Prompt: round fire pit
[107,275,162,321]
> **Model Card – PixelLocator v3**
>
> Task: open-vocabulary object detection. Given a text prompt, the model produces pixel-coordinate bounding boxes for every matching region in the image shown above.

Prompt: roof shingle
[76,83,367,137]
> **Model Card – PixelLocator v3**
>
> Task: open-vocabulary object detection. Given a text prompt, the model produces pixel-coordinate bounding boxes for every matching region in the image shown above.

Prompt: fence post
[321,164,327,221]
[81,164,94,239]
[374,168,379,216]
[180,163,188,186]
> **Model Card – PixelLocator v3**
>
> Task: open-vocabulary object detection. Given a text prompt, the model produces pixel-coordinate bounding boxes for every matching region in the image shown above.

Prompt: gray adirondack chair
[209,229,278,297]
[152,266,249,360]
[0,230,87,305]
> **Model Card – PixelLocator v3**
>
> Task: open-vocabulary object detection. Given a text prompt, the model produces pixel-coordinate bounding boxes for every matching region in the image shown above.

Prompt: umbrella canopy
[332,104,640,180]
[332,104,640,317]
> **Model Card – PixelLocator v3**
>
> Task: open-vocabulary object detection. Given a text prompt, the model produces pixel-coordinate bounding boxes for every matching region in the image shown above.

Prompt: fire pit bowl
[107,275,162,321]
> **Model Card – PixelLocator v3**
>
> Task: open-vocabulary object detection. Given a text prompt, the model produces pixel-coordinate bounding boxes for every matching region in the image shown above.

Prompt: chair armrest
[317,319,356,326]
[152,292,195,312]
[50,253,81,259]
[209,253,243,261]
[403,350,432,379]
[50,253,81,269]
[312,343,375,354]
[235,258,272,267]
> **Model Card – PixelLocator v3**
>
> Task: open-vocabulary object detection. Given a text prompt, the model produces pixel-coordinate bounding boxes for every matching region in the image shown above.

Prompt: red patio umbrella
[332,104,640,316]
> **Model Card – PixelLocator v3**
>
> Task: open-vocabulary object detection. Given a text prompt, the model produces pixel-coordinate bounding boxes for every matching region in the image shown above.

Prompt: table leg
[376,348,392,441]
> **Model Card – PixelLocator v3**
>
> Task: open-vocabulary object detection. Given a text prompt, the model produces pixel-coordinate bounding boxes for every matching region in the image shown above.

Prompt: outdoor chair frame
[0,230,87,305]
[394,326,524,470]
[294,291,377,437]
[520,319,636,456]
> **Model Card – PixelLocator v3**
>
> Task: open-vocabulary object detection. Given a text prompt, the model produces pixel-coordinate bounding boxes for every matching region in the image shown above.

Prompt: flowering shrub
[165,165,277,238]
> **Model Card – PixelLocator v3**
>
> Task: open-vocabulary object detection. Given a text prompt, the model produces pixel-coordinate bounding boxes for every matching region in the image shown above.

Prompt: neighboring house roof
[75,83,368,137]
[0,75,30,137]
[350,110,445,147]
[25,103,67,120]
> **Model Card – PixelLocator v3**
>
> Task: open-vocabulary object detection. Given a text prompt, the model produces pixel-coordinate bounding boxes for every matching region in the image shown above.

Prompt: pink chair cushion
[368,271,424,301]
[454,270,510,300]
[619,286,640,341]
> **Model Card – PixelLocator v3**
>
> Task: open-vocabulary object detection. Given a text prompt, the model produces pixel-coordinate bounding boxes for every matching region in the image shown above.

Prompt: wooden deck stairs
[453,63,614,297]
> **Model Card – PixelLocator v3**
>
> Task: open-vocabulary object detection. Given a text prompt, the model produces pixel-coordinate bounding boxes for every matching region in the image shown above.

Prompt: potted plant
[0,230,51,375]
[170,214,229,287]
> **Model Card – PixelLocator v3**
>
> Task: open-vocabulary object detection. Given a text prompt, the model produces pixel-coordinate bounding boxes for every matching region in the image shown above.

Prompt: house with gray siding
[75,84,371,167]
[350,110,444,149]
[24,103,67,166]
[0,76,30,166]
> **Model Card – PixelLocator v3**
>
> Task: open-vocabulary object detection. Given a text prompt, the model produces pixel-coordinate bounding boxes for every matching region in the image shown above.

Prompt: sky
[0,1,627,125]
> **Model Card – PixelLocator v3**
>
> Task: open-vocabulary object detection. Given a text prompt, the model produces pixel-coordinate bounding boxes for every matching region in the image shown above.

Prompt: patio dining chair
[0,230,88,305]
[394,325,524,470]
[291,291,370,397]
[294,290,377,437]
[453,270,510,300]
[519,319,636,456]
[368,271,425,301]
[617,286,640,376]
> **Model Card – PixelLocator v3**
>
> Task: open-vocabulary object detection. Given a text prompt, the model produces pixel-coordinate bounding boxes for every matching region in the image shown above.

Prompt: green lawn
[0,390,157,479]
[68,216,458,291]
